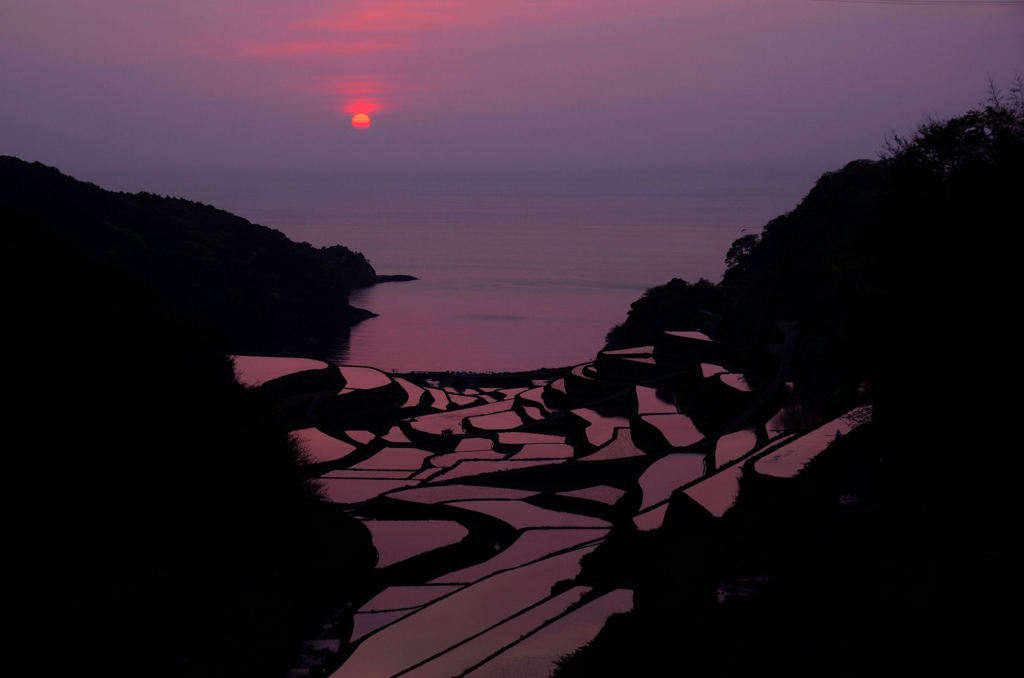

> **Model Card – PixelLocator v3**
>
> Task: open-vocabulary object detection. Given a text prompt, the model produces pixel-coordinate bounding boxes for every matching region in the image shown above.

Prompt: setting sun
[351,113,372,129]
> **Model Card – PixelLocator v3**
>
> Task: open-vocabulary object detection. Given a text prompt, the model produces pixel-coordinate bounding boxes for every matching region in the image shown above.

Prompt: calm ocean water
[115,165,820,371]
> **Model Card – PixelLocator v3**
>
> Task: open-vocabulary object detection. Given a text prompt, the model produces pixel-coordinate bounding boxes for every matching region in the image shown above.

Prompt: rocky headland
[0,155,412,358]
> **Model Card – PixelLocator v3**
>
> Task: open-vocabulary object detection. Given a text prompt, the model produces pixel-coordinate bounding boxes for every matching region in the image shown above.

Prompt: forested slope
[0,155,377,357]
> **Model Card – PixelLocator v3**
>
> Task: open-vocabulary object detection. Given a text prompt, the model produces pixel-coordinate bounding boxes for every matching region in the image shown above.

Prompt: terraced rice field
[232,327,871,677]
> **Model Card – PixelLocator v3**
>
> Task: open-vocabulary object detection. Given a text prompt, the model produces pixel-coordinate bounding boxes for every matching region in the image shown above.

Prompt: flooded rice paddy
[231,330,871,676]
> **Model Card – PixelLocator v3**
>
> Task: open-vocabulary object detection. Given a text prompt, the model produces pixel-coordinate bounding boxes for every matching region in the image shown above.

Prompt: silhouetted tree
[723,232,759,276]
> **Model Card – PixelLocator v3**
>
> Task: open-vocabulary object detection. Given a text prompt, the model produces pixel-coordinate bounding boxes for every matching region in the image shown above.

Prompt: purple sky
[2,1,1022,178]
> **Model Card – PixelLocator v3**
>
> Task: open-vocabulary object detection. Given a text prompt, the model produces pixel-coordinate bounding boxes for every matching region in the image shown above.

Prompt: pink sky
[1,0,1021,176]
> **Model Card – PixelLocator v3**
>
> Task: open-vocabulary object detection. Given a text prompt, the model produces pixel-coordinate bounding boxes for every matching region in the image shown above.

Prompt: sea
[110,164,821,372]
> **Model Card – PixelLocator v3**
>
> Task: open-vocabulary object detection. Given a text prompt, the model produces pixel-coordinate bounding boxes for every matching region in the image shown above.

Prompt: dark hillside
[605,158,891,420]
[572,89,1023,677]
[606,88,1024,428]
[604,278,725,350]
[3,207,376,676]
[0,155,377,357]
[718,158,890,418]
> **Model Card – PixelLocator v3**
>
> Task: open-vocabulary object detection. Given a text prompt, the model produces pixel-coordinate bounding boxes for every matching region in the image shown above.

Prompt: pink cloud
[293,0,464,32]
[238,39,412,57]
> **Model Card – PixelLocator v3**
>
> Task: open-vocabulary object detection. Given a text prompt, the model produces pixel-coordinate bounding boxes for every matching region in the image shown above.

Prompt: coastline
[372,273,418,284]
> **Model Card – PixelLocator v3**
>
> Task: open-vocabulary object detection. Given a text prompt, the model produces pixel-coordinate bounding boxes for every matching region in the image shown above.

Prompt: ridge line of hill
[0,154,406,359]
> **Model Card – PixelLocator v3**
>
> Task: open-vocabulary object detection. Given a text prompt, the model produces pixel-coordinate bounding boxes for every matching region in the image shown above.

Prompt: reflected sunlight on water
[285,167,813,371]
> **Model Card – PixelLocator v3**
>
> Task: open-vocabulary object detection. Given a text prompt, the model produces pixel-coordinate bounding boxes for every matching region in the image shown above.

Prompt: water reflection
[755,405,871,478]
[447,500,612,529]
[432,529,608,584]
[360,519,469,569]
[714,429,757,466]
[402,587,592,678]
[330,546,598,678]
[292,427,356,464]
[685,465,745,518]
[462,589,634,678]
[638,453,707,511]
[230,355,328,386]
[361,585,463,613]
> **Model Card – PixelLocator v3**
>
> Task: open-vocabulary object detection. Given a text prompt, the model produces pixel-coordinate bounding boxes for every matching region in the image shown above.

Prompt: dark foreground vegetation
[2,168,380,676]
[555,84,1023,675]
